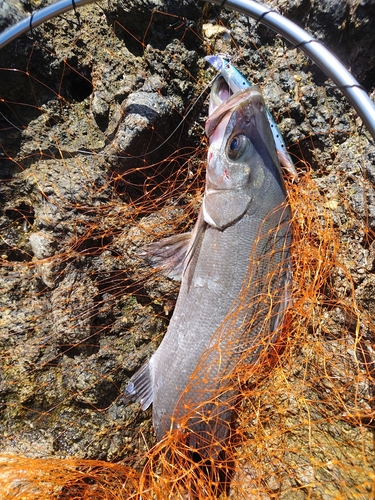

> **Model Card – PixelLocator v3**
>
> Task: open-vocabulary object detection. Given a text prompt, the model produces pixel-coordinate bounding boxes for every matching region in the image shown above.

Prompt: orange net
[0,1,374,498]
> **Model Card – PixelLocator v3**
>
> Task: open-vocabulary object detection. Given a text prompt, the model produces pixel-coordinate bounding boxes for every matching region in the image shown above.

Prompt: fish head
[203,83,285,229]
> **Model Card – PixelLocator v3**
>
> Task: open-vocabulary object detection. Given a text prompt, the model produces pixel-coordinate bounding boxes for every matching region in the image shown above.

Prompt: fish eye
[227,134,248,160]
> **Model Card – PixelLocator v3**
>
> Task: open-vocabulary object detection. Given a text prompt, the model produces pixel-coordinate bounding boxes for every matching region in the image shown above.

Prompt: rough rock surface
[0,0,374,497]
[262,0,375,88]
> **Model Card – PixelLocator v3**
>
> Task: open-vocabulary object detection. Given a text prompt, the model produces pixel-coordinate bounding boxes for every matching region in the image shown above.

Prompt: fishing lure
[206,55,298,180]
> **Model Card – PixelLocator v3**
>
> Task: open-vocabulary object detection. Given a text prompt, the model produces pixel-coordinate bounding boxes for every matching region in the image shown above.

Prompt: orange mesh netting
[0,1,374,498]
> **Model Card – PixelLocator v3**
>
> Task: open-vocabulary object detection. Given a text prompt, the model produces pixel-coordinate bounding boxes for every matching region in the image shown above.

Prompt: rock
[0,0,374,497]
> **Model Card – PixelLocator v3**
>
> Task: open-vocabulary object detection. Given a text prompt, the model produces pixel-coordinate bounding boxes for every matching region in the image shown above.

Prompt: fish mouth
[208,76,232,116]
[206,80,264,139]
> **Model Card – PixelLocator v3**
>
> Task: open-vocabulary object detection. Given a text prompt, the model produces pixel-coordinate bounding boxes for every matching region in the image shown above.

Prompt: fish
[206,54,299,180]
[124,77,292,459]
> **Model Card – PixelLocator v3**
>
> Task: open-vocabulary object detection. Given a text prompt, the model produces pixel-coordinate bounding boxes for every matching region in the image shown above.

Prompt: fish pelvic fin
[124,362,153,410]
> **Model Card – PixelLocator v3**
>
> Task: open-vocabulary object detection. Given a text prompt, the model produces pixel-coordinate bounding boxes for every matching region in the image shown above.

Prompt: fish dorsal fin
[203,188,252,230]
[124,362,153,410]
[144,232,192,281]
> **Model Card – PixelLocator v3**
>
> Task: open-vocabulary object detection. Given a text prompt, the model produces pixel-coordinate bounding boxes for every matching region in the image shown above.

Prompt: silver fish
[124,78,292,457]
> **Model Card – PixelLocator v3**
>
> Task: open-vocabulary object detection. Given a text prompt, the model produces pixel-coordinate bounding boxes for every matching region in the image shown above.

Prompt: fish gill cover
[0,0,374,498]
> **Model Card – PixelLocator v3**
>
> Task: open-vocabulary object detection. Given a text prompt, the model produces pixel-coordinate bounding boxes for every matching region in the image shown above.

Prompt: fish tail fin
[124,362,153,410]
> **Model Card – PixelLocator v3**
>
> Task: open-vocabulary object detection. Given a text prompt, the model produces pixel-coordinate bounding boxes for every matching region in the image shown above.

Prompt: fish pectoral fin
[143,232,192,281]
[203,189,252,229]
[124,362,153,410]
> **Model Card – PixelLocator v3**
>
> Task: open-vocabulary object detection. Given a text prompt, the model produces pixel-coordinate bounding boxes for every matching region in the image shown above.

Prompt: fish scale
[124,81,292,461]
[151,209,289,446]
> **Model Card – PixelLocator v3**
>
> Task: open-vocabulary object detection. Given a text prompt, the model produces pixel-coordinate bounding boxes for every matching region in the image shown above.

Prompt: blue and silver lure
[205,55,298,180]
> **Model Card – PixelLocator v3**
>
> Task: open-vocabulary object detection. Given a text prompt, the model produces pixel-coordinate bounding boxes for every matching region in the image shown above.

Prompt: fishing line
[0,112,23,132]
[324,83,368,93]
[293,38,321,50]
[254,10,274,26]
[3,72,215,162]
[71,0,82,28]
[29,12,35,41]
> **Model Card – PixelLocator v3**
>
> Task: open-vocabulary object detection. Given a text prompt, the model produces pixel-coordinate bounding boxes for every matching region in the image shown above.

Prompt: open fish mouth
[206,79,264,140]
[206,55,299,180]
